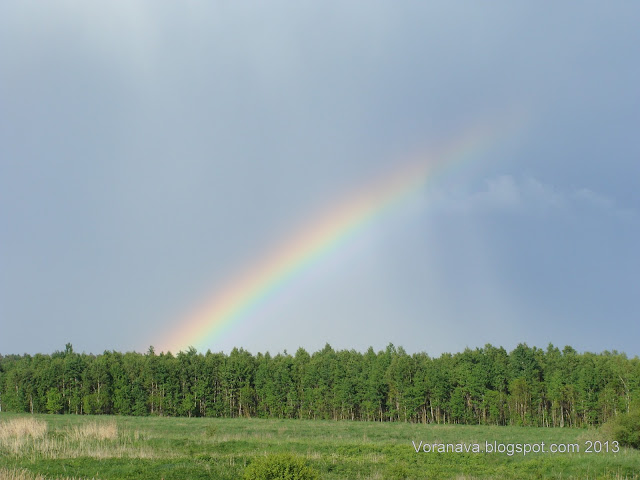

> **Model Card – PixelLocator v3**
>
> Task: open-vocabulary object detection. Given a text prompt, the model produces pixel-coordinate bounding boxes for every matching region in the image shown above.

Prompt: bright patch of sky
[1,2,639,356]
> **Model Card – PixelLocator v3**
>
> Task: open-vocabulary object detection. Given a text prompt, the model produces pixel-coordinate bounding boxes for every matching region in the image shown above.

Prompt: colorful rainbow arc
[155,117,524,353]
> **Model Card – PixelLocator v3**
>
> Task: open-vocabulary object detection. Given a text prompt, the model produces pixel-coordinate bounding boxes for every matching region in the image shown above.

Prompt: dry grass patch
[0,418,160,460]
[0,418,48,456]
[0,468,100,480]
[0,418,48,441]
[20,438,160,460]
[66,422,117,441]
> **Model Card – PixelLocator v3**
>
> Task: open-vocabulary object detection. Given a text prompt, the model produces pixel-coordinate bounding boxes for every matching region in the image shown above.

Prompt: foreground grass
[0,413,638,479]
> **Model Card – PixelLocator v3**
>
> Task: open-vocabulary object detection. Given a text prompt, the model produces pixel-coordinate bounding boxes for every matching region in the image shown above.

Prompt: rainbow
[155,116,525,353]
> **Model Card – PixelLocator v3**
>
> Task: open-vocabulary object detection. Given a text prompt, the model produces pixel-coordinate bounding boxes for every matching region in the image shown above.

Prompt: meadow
[0,413,638,479]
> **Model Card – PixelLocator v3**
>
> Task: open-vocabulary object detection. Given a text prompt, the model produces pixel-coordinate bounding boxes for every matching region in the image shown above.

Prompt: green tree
[46,388,63,414]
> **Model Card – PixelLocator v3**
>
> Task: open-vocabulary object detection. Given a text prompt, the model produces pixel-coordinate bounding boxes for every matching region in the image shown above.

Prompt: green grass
[0,413,638,479]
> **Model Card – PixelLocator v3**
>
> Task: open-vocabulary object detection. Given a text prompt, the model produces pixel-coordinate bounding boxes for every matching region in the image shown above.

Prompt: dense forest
[1,343,638,427]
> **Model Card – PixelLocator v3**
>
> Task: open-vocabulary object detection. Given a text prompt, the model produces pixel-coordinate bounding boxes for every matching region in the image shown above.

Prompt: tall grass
[0,418,155,459]
[67,422,117,442]
[0,418,47,440]
[0,468,99,480]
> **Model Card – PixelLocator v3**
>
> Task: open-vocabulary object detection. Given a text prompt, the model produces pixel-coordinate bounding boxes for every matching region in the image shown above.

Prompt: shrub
[602,409,640,449]
[243,453,318,480]
[385,463,410,479]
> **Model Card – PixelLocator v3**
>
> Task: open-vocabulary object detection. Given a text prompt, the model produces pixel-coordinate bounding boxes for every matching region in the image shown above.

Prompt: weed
[243,453,318,480]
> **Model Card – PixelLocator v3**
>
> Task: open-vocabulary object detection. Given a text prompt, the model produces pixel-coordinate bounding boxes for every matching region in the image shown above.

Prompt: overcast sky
[1,2,639,356]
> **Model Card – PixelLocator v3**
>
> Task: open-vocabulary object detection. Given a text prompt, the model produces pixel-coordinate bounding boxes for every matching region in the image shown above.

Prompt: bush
[385,463,410,479]
[602,409,640,449]
[204,424,218,437]
[243,453,318,480]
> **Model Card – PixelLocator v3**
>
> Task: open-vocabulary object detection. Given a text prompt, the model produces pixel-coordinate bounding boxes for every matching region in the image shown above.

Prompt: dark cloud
[1,2,639,355]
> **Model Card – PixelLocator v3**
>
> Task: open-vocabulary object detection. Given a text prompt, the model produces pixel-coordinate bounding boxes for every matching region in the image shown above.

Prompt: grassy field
[0,413,638,479]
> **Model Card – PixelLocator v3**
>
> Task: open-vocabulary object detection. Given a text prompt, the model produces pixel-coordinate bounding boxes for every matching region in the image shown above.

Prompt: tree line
[1,343,638,427]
